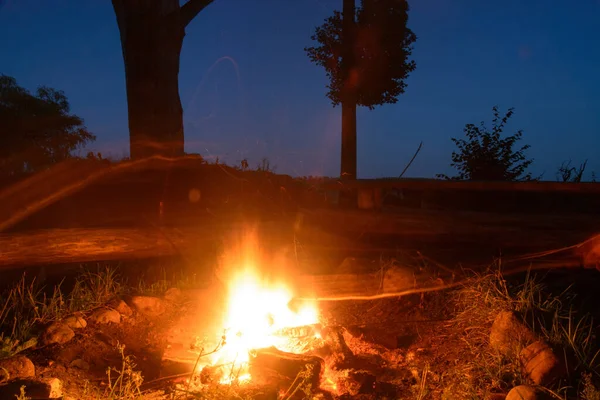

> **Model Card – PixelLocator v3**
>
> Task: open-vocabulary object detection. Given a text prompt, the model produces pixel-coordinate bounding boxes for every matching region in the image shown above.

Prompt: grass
[0,265,125,358]
[79,343,146,400]
[445,265,600,399]
[0,262,204,360]
[105,343,144,399]
[133,267,205,297]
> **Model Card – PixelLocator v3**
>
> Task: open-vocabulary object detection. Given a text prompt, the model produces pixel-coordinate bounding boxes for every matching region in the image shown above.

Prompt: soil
[4,256,600,400]
[26,302,179,398]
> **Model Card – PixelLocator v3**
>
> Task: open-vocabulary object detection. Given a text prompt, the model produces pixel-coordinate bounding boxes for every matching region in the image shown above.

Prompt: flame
[203,229,319,383]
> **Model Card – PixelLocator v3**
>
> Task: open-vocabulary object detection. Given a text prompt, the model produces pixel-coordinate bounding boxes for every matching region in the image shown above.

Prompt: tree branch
[180,0,215,28]
[399,141,423,178]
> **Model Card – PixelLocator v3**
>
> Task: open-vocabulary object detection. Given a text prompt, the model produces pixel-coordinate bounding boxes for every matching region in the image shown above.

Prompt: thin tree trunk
[341,0,357,181]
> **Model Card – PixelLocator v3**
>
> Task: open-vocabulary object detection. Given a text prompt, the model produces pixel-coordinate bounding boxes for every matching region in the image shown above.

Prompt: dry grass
[0,265,125,358]
[444,265,600,399]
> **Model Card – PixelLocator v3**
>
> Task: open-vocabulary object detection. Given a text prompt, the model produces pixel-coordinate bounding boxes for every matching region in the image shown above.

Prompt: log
[249,346,324,388]
[320,326,354,367]
[1,208,599,269]
[0,227,218,268]
[0,222,361,269]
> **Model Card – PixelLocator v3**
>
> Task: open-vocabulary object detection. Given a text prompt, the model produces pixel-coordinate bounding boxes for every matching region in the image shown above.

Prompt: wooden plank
[318,178,600,193]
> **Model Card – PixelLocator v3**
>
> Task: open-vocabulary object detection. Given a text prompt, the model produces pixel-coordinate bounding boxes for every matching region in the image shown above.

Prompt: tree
[111,0,214,160]
[0,74,95,178]
[305,0,417,180]
[437,106,534,181]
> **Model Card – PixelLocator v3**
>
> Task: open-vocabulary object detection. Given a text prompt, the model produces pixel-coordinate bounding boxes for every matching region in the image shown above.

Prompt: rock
[41,323,75,346]
[130,296,166,317]
[337,257,375,274]
[164,287,184,303]
[0,378,62,400]
[111,299,133,317]
[489,311,536,355]
[89,308,121,325]
[69,359,90,371]
[0,355,35,384]
[63,315,87,329]
[55,346,80,365]
[520,340,566,386]
[383,266,418,293]
[94,331,117,347]
[505,385,548,400]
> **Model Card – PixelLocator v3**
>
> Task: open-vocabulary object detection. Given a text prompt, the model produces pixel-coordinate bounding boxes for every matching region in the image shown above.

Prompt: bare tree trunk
[341,0,357,181]
[112,0,214,159]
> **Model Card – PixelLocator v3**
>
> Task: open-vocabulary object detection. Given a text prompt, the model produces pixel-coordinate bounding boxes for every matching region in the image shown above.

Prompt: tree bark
[111,0,214,159]
[340,0,357,182]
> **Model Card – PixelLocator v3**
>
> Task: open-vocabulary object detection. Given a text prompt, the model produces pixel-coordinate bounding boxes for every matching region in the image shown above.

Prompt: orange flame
[203,229,319,384]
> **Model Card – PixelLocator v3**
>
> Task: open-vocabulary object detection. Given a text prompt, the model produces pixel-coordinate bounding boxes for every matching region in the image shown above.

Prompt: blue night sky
[1,0,599,179]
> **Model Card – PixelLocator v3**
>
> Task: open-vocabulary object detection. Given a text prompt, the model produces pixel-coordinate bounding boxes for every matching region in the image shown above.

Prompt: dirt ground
[3,255,599,400]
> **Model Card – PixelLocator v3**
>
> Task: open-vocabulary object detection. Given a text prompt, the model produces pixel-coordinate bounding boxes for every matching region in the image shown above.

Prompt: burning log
[319,326,354,368]
[273,324,321,339]
[249,346,324,389]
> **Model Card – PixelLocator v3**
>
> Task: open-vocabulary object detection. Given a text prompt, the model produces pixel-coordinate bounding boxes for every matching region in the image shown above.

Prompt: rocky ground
[1,259,598,400]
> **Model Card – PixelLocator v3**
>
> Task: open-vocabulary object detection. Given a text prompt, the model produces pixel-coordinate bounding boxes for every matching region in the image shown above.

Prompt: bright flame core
[204,231,319,383]
[214,268,318,366]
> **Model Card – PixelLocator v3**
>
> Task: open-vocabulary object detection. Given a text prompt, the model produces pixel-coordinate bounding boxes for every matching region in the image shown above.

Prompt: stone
[63,315,87,329]
[0,378,62,400]
[383,266,418,293]
[0,355,35,384]
[130,296,166,317]
[40,323,75,346]
[89,308,121,325]
[489,311,536,355]
[69,359,90,371]
[505,385,548,400]
[337,257,376,274]
[111,299,133,317]
[164,287,184,303]
[520,340,566,386]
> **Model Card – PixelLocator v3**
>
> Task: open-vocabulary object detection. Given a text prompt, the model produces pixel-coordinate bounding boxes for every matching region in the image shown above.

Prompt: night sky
[1,0,599,179]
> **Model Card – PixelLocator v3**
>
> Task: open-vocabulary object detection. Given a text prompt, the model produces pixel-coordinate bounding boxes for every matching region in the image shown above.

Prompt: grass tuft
[0,265,124,359]
[446,265,600,399]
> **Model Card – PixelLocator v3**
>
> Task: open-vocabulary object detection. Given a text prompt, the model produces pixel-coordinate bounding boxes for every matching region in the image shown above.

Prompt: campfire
[204,266,321,384]
[183,230,331,395]
[163,229,406,398]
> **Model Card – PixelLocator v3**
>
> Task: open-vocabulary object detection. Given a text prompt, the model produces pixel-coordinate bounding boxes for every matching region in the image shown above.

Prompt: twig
[399,141,423,178]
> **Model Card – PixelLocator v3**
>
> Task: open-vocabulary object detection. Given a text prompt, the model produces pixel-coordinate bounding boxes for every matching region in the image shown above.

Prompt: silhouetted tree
[111,0,214,159]
[305,0,417,179]
[437,106,534,181]
[0,75,95,178]
[556,159,587,183]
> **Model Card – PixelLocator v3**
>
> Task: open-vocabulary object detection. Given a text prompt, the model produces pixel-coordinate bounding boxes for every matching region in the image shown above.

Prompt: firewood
[320,326,354,368]
[249,346,324,388]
